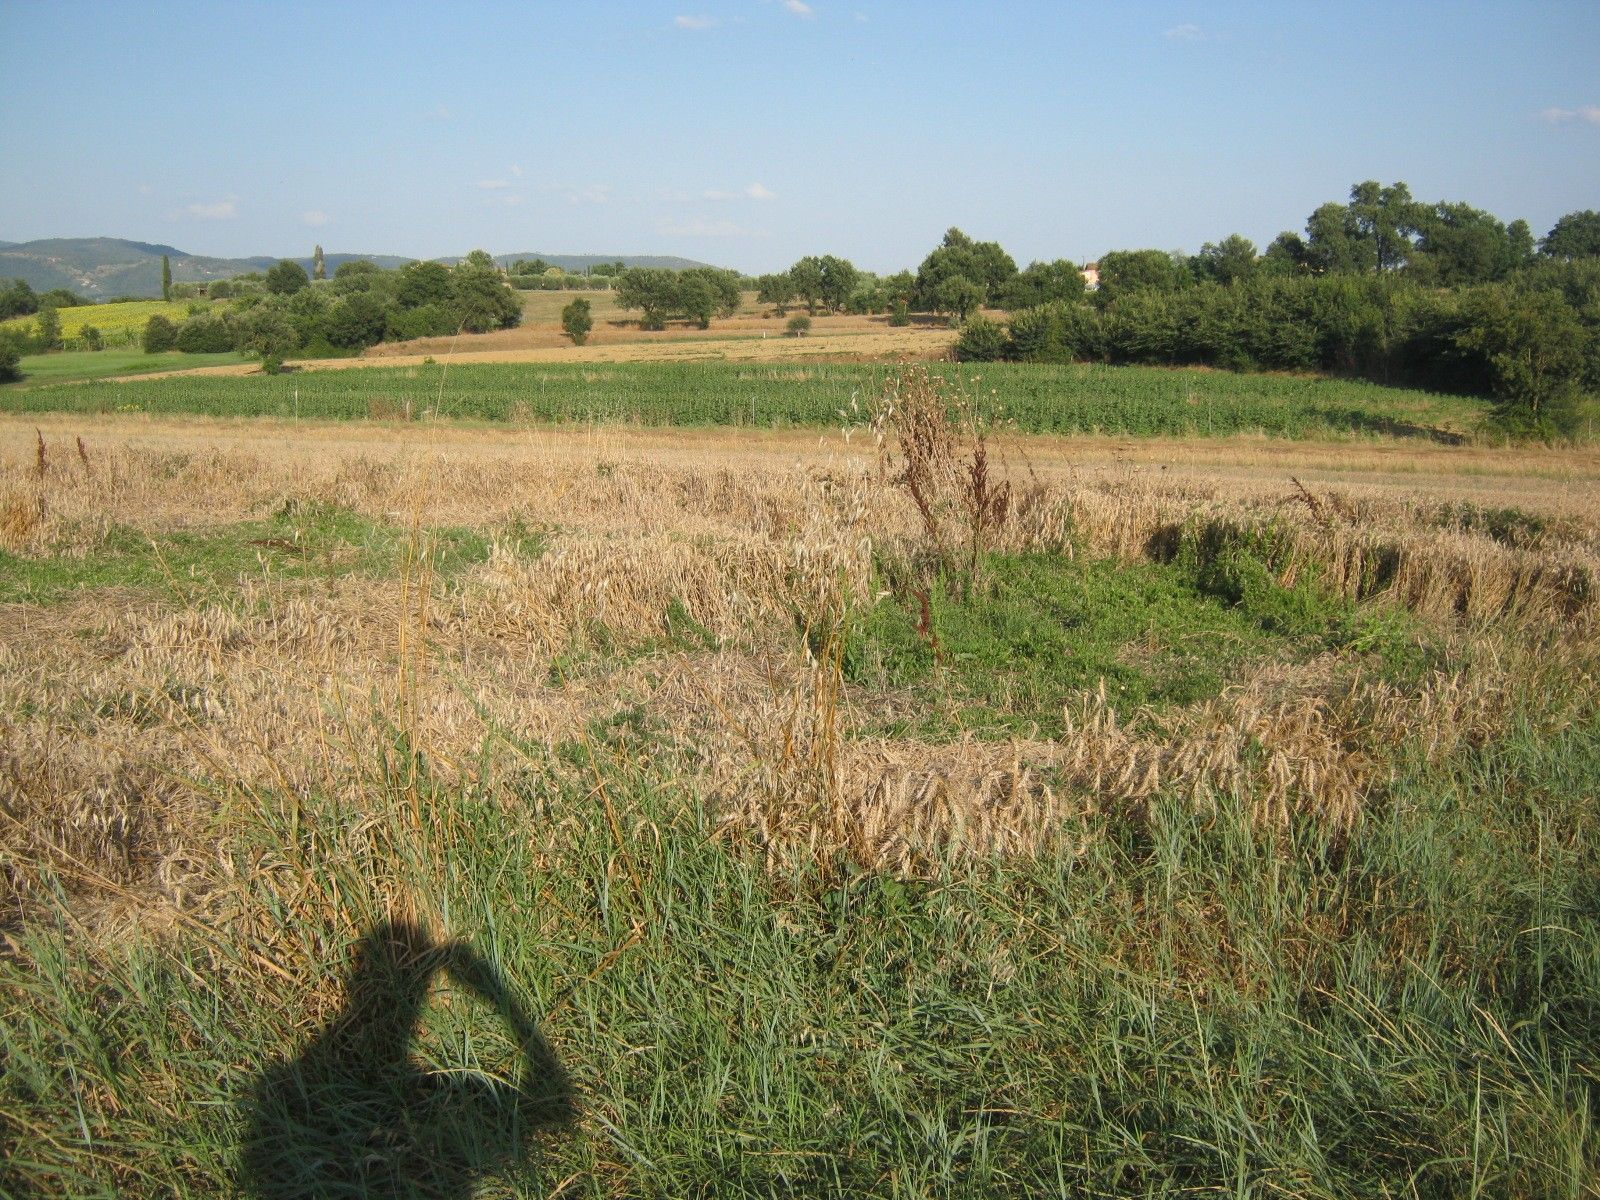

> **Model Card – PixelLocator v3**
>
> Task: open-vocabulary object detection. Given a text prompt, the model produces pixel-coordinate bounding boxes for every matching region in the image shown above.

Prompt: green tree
[935,276,985,321]
[161,254,172,301]
[561,297,593,345]
[450,258,522,333]
[786,314,811,337]
[615,268,678,329]
[1456,287,1587,435]
[1407,202,1525,285]
[1193,235,1258,286]
[678,274,718,329]
[999,260,1088,309]
[953,314,1006,361]
[323,293,389,349]
[1348,180,1418,273]
[788,257,826,314]
[142,314,179,353]
[1302,203,1368,274]
[174,314,237,353]
[817,255,859,312]
[0,330,22,382]
[1540,210,1600,261]
[395,261,453,308]
[0,279,38,319]
[265,259,310,295]
[1094,249,1189,303]
[1261,232,1311,276]
[914,227,1017,310]
[881,270,917,308]
[237,307,300,373]
[756,272,796,314]
[34,305,61,351]
[313,244,326,281]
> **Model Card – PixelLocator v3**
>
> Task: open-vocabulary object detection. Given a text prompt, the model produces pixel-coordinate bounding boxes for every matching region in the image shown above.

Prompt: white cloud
[661,218,748,237]
[510,163,524,177]
[675,14,717,28]
[782,0,813,16]
[473,179,511,190]
[853,10,867,20]
[570,184,613,205]
[137,184,153,196]
[1163,23,1204,40]
[425,105,452,121]
[301,210,330,227]
[1541,105,1600,125]
[704,182,777,202]
[186,199,237,219]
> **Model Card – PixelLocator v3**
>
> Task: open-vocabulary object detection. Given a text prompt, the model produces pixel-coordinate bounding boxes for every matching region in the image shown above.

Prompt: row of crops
[0,361,1483,440]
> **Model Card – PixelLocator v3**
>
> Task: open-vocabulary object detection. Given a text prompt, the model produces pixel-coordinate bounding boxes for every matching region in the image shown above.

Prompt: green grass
[3,701,1596,1197]
[0,360,1490,441]
[5,348,248,388]
[846,547,1439,739]
[0,501,543,605]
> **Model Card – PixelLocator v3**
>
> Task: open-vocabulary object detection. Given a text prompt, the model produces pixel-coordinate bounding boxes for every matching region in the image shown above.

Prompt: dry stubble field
[3,379,1599,1195]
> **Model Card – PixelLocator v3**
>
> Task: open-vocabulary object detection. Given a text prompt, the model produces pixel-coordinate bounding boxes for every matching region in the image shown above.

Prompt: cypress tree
[161,254,172,301]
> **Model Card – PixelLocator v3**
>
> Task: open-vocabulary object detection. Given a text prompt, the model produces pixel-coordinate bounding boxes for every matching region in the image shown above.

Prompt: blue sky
[2,1,1597,273]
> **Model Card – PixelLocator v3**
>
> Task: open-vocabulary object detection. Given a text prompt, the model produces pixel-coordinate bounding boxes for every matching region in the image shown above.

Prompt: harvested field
[3,378,1598,1196]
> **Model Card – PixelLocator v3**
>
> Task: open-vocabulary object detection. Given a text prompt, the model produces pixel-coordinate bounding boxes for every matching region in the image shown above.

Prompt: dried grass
[2,420,1597,916]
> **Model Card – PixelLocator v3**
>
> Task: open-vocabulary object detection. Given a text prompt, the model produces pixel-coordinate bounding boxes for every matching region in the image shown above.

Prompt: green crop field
[0,359,1492,440]
[5,348,248,387]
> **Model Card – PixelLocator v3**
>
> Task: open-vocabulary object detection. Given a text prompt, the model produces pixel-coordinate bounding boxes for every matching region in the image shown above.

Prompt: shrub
[142,315,179,353]
[786,314,812,337]
[385,304,457,342]
[888,300,911,327]
[237,308,301,369]
[174,315,236,354]
[0,331,22,382]
[561,298,593,345]
[1456,287,1588,438]
[265,260,310,296]
[80,325,103,351]
[34,306,61,352]
[953,314,1006,362]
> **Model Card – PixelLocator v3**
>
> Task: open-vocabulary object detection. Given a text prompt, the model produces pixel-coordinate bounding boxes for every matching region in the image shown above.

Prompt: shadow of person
[240,919,574,1199]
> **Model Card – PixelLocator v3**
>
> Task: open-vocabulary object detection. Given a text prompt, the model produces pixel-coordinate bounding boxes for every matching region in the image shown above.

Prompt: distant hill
[0,238,723,299]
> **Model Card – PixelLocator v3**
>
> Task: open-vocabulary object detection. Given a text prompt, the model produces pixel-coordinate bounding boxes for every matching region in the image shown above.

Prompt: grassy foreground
[0,359,1489,441]
[4,710,1598,1197]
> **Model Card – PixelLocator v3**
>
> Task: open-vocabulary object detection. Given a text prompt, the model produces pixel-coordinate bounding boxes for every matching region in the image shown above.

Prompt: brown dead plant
[871,365,1020,595]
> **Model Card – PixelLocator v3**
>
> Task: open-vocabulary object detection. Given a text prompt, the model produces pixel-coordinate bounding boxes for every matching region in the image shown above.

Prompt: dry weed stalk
[871,365,1021,592]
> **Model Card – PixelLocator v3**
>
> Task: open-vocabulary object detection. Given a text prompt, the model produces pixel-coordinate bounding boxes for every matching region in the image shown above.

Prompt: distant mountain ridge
[0,237,721,299]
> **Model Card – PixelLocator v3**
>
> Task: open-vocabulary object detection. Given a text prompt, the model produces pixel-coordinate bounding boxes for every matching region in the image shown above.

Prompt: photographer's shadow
[240,919,574,1199]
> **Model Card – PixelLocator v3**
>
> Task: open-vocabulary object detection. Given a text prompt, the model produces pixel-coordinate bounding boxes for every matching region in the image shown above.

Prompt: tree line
[945,190,1600,438]
[140,252,523,371]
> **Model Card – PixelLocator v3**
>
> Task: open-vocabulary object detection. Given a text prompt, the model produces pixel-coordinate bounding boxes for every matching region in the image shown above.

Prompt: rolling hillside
[0,238,723,299]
